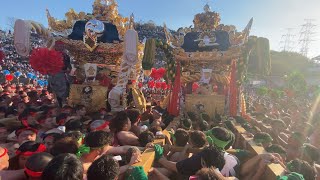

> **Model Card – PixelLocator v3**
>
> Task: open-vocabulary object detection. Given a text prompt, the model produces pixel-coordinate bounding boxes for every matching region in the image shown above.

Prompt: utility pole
[279,28,295,52]
[299,19,316,57]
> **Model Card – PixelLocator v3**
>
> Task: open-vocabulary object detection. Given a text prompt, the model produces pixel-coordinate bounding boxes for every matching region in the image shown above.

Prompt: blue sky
[1,0,319,57]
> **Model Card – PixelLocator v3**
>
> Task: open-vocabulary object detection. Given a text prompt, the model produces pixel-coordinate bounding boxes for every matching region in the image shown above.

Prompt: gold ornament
[83,19,105,52]
[193,9,221,31]
[46,0,129,39]
[87,66,96,76]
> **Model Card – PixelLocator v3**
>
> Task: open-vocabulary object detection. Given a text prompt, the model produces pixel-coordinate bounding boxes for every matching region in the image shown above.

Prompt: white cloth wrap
[221,152,238,177]
[14,19,31,57]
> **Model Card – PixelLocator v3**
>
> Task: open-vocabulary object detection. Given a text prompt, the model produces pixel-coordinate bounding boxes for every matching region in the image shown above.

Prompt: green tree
[269,51,312,76]
[285,71,307,95]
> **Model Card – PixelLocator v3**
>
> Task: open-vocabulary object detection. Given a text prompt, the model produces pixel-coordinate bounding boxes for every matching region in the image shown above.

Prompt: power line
[279,28,295,52]
[299,19,316,57]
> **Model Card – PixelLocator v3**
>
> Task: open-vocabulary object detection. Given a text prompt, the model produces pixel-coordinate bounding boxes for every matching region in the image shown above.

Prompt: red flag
[229,60,238,116]
[168,63,181,116]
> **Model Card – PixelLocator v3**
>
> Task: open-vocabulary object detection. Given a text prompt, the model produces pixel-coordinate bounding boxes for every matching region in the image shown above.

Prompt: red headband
[29,112,37,117]
[16,127,38,136]
[0,148,8,158]
[99,108,107,113]
[21,119,29,127]
[38,119,45,124]
[57,118,66,126]
[137,115,141,122]
[16,144,46,156]
[93,121,110,131]
[24,166,42,178]
[55,41,64,46]
[189,175,199,180]
[37,116,48,125]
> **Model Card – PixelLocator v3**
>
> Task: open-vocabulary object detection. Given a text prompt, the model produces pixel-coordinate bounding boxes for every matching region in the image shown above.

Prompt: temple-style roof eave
[174,46,244,62]
[46,0,130,38]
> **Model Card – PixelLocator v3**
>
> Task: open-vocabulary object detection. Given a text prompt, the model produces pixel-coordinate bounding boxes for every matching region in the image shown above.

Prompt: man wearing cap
[204,127,240,177]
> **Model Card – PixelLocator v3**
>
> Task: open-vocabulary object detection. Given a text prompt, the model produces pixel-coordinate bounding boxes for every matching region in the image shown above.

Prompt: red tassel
[29,48,64,75]
[155,82,162,89]
[148,81,155,88]
[150,68,166,80]
[161,82,167,90]
[157,68,166,78]
[150,68,158,79]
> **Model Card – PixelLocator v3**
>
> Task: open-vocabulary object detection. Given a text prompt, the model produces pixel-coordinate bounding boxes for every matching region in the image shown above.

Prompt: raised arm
[118,132,140,146]
[158,157,178,172]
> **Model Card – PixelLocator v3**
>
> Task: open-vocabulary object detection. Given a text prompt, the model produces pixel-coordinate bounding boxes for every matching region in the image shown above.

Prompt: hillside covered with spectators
[0,32,45,84]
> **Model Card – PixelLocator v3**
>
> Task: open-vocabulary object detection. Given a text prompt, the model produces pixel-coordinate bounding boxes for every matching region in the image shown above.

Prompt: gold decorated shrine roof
[193,4,221,32]
[164,4,253,59]
[46,0,129,38]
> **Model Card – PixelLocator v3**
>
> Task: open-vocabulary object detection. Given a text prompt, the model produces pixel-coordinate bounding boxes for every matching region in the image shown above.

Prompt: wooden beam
[263,164,286,180]
[234,124,285,179]
[133,118,179,173]
[134,148,156,173]
[133,118,285,179]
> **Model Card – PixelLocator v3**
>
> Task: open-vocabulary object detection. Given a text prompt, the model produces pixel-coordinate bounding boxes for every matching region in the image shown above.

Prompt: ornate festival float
[13,0,146,112]
[161,4,254,118]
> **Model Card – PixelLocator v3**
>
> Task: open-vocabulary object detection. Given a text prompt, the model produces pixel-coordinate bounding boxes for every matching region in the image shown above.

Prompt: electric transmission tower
[279,28,295,52]
[299,19,316,57]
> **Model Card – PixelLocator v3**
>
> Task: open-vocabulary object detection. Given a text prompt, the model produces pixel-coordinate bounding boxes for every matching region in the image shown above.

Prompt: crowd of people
[0,85,221,180]
[240,87,320,179]
[0,23,172,84]
[0,77,319,180]
[135,22,168,42]
[0,31,45,84]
